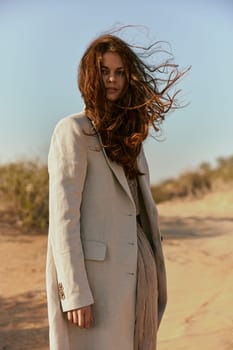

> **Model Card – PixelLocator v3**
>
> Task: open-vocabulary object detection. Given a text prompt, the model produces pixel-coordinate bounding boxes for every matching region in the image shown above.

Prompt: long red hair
[78,34,188,178]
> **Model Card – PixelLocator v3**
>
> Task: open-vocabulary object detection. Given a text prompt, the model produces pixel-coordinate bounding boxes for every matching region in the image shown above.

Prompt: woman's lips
[107,88,118,93]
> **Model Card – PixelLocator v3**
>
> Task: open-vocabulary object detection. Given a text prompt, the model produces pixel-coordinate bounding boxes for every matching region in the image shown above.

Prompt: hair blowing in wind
[78,34,189,178]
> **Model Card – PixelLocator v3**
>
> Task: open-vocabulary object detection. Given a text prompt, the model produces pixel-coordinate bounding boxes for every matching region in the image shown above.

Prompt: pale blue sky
[0,0,232,183]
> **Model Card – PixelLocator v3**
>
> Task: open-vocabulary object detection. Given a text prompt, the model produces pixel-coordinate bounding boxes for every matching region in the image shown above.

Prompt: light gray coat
[46,112,167,350]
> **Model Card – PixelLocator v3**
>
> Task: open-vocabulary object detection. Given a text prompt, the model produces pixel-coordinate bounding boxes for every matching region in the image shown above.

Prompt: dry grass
[0,155,232,231]
[0,161,48,231]
[151,155,233,203]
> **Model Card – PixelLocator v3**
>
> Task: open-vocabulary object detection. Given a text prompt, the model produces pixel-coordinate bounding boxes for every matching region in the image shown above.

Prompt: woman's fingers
[72,310,79,325]
[77,308,85,328]
[67,305,93,328]
[67,311,73,323]
[84,307,93,329]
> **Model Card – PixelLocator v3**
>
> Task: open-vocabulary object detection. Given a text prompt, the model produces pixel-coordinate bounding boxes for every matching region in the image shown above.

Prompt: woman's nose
[108,74,115,82]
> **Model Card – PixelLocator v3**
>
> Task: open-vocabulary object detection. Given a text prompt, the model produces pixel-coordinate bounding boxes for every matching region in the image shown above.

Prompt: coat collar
[88,116,148,208]
[137,149,151,203]
[101,146,134,205]
[100,139,150,210]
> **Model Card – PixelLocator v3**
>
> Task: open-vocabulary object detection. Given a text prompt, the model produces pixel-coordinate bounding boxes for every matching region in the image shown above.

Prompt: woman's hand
[67,305,93,329]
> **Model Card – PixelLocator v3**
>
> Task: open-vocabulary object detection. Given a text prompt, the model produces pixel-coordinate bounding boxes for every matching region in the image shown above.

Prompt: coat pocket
[82,240,107,261]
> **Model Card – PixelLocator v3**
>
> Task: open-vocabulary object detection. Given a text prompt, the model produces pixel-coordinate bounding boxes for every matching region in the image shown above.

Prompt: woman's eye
[101,69,109,76]
[117,70,125,76]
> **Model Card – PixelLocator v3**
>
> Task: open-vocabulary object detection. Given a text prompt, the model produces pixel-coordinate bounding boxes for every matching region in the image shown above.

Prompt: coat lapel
[137,147,154,212]
[101,141,150,208]
[88,117,144,207]
[101,146,135,206]
[90,122,134,206]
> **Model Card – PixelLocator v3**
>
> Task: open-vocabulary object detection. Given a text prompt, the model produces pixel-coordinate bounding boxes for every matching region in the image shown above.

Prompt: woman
[46,33,186,350]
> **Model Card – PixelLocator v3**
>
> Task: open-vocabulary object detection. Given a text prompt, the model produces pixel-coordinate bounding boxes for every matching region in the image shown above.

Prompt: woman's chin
[106,93,120,102]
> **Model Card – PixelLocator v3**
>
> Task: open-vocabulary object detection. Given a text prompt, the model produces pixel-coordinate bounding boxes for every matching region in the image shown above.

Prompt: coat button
[58,282,65,300]
[128,242,135,245]
[127,272,135,276]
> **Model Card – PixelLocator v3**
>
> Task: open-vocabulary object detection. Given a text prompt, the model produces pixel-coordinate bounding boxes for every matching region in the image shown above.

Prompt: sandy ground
[158,189,233,350]
[0,189,232,350]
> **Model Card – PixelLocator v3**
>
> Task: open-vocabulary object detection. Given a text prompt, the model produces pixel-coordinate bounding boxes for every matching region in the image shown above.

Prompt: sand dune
[0,189,232,349]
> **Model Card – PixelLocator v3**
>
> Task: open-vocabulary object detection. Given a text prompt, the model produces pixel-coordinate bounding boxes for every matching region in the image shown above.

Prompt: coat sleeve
[48,116,94,312]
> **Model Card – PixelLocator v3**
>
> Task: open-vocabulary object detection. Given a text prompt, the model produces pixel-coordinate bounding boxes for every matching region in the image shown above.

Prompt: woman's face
[101,52,126,102]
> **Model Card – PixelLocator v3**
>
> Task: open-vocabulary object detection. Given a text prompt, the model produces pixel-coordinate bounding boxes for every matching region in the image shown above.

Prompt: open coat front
[46,112,167,350]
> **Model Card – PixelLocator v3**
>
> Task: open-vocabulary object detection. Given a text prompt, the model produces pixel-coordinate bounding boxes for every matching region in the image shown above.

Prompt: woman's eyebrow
[101,65,124,70]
